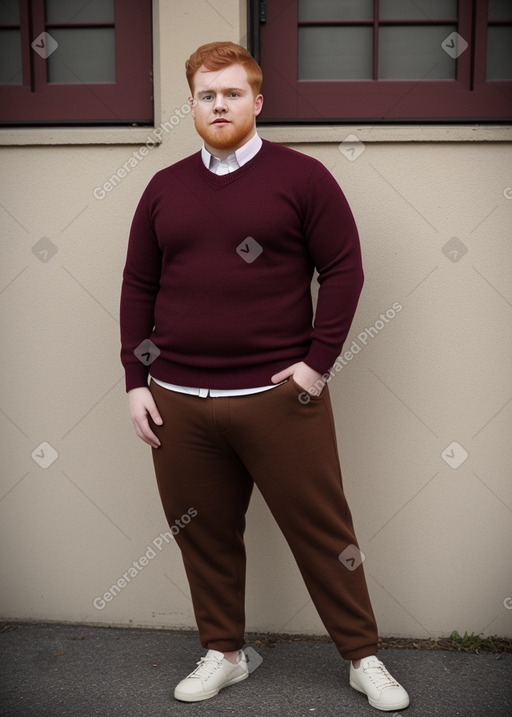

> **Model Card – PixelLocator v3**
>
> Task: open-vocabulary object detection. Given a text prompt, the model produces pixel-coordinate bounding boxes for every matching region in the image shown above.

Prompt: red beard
[194,114,255,152]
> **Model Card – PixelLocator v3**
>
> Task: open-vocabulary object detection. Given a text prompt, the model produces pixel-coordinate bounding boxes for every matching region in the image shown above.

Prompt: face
[189,63,263,158]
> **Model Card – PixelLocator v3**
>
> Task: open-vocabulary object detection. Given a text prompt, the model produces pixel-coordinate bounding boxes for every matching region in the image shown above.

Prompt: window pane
[487,27,512,79]
[46,0,114,24]
[47,29,116,82]
[298,0,373,21]
[0,0,20,24]
[298,27,373,80]
[0,29,22,84]
[380,0,457,20]
[379,26,456,79]
[488,0,512,21]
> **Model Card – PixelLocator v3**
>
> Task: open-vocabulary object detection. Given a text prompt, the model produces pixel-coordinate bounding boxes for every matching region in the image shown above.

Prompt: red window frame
[0,0,153,125]
[253,0,512,123]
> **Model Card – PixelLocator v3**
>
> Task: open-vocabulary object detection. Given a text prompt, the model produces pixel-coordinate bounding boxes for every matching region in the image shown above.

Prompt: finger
[134,416,161,448]
[271,365,296,383]
[147,404,163,426]
[141,418,161,448]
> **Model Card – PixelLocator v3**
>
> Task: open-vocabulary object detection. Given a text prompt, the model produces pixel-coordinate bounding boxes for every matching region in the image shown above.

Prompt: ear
[254,93,264,117]
[188,96,196,118]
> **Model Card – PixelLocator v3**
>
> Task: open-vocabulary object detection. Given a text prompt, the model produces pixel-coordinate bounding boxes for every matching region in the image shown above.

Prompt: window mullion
[455,0,475,88]
[472,0,488,87]
[18,0,33,90]
[30,0,48,90]
[373,0,379,81]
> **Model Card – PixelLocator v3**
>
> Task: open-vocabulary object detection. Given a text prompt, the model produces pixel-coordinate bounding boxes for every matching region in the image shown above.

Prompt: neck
[204,144,234,161]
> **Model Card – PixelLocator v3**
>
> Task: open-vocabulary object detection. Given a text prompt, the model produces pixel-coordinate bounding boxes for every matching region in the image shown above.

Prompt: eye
[201,94,213,101]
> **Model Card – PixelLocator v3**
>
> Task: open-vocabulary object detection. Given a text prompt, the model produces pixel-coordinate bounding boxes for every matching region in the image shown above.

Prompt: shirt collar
[201,132,262,171]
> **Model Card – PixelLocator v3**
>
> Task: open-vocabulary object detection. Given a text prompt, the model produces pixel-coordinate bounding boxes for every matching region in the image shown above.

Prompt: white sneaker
[350,655,410,711]
[174,649,249,702]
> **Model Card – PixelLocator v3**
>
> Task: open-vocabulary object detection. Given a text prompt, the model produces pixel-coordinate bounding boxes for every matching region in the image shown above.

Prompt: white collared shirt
[152,133,279,398]
[200,132,262,174]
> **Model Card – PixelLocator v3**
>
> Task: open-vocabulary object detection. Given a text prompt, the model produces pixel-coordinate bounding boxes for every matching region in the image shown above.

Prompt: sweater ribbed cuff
[304,337,350,377]
[124,363,149,393]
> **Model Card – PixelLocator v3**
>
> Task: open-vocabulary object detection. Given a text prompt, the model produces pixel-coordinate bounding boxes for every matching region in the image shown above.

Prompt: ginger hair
[186,41,263,96]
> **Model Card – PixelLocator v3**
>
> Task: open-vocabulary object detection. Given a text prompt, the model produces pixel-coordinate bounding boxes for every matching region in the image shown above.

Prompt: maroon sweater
[120,139,364,392]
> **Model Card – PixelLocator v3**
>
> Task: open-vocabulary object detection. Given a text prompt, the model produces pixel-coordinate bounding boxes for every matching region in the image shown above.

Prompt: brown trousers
[149,377,378,661]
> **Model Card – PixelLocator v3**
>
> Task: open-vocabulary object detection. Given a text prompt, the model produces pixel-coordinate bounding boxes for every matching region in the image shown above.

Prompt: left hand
[271,361,326,396]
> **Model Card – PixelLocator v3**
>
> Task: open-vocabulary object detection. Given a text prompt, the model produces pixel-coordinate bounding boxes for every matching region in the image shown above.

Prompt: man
[120,41,409,712]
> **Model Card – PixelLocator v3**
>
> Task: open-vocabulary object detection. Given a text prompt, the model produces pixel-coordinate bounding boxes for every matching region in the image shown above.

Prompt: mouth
[211,119,231,125]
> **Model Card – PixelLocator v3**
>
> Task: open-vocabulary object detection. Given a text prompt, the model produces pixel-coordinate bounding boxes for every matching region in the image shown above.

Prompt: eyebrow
[196,87,246,95]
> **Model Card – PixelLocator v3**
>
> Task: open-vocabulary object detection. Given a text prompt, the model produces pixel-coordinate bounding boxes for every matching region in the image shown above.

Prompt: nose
[213,94,227,112]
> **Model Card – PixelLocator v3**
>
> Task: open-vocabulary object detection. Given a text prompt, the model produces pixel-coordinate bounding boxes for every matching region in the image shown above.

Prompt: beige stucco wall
[1,0,511,641]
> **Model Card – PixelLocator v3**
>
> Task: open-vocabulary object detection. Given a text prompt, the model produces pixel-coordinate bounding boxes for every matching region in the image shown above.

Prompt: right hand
[127,386,163,448]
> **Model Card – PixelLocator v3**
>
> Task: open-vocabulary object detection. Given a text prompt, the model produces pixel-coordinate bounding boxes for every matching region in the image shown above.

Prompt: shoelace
[189,655,223,681]
[362,660,400,690]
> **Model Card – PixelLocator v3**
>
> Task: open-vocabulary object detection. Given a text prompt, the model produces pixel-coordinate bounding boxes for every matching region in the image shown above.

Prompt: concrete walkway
[1,623,511,716]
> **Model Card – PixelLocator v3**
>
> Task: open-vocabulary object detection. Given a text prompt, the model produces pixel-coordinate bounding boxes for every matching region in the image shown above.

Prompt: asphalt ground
[1,623,511,716]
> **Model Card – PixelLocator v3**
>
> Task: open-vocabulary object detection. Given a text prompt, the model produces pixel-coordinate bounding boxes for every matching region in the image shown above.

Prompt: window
[250,0,512,122]
[0,0,153,125]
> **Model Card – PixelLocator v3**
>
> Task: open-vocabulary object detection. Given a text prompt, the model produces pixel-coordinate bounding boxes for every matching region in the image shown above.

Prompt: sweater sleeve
[301,163,364,374]
[120,180,162,392]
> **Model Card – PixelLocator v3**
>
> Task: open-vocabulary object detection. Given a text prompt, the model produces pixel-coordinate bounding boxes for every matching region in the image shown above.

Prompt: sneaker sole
[174,671,249,702]
[350,680,410,711]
